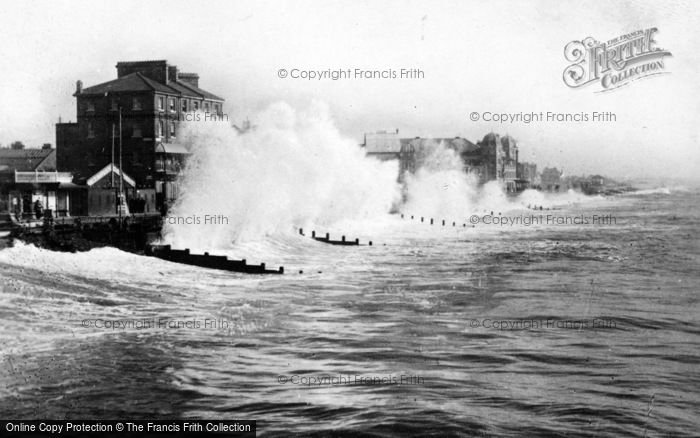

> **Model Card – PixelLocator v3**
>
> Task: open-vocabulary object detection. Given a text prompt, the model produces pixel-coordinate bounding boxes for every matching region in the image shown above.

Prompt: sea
[0,186,699,437]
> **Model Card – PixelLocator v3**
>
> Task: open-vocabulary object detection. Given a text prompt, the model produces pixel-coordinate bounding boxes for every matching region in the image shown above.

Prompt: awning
[155,143,190,154]
[59,182,85,189]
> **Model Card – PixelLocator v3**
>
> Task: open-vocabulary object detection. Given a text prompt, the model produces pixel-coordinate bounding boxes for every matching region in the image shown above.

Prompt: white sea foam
[162,102,400,249]
[162,103,608,248]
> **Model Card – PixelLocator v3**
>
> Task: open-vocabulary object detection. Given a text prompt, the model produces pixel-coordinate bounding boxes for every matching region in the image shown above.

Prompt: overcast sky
[1,0,698,180]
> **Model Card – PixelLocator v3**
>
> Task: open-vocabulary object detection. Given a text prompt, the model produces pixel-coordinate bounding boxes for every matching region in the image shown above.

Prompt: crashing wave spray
[400,141,514,219]
[399,140,602,221]
[163,102,400,249]
[401,140,480,218]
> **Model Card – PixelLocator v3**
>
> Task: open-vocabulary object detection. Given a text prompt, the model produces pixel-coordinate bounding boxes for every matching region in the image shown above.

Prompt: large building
[466,133,519,192]
[363,130,520,191]
[56,60,225,213]
[362,130,479,181]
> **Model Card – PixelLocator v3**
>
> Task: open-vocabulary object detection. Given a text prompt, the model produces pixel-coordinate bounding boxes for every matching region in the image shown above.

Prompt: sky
[1,0,699,180]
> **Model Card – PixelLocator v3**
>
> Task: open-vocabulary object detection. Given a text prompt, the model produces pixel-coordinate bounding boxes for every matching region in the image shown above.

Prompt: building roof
[80,72,224,101]
[167,79,224,101]
[0,148,56,172]
[364,132,402,154]
[364,133,478,155]
[86,163,135,187]
[400,137,477,152]
[155,142,189,154]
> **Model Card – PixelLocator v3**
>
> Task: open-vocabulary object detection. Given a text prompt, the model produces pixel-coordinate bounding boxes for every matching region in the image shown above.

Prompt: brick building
[56,60,225,213]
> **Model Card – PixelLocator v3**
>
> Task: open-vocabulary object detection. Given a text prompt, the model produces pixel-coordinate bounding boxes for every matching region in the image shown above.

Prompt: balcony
[154,159,182,175]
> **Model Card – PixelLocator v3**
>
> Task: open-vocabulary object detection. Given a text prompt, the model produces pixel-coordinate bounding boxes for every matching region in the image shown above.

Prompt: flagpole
[119,107,123,194]
[111,123,115,188]
[119,106,123,221]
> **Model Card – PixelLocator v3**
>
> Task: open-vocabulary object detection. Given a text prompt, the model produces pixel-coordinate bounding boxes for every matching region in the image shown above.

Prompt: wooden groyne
[400,213,472,228]
[146,244,284,275]
[298,228,372,246]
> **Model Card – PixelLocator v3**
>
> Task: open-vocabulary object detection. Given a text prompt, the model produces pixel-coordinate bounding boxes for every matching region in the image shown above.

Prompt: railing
[154,160,182,174]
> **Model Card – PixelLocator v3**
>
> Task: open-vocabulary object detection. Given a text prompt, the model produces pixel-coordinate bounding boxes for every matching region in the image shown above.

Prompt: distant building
[56,60,225,213]
[564,174,605,194]
[516,161,538,190]
[362,130,402,162]
[362,130,522,191]
[460,133,519,192]
[540,167,564,191]
[590,175,605,186]
[399,136,477,180]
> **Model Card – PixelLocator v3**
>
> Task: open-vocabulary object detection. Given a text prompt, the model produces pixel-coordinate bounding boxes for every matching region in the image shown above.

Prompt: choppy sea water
[1,188,699,437]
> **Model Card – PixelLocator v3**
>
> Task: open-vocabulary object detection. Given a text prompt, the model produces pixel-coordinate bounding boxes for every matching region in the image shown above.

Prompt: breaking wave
[163,102,400,249]
[163,103,607,248]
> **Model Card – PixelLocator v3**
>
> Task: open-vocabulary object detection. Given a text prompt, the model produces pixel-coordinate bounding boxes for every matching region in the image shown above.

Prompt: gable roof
[0,148,55,172]
[80,72,224,101]
[86,163,135,187]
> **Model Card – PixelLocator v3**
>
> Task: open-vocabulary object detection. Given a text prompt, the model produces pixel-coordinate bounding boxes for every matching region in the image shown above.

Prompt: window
[86,101,95,112]
[193,101,199,111]
[157,120,164,137]
[169,98,176,112]
[158,96,164,111]
[169,122,176,137]
[132,123,142,138]
[181,99,188,112]
[87,123,95,138]
[214,103,221,114]
[204,102,210,113]
[110,98,118,111]
[132,97,142,110]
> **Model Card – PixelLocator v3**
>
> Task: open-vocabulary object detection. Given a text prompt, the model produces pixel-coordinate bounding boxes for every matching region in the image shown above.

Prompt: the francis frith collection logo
[563,27,672,92]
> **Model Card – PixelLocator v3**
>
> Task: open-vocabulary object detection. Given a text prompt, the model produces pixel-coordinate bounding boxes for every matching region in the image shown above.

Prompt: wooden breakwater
[400,213,472,228]
[298,228,372,246]
[146,244,284,275]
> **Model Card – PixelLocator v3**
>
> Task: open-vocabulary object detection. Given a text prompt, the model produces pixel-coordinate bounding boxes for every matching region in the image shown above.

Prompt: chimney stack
[116,60,168,83]
[178,73,199,88]
[76,80,83,94]
[167,65,178,82]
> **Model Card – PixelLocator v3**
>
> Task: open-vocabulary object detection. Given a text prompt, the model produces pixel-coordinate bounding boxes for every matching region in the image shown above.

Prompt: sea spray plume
[162,102,400,249]
[399,141,608,222]
[401,140,480,219]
